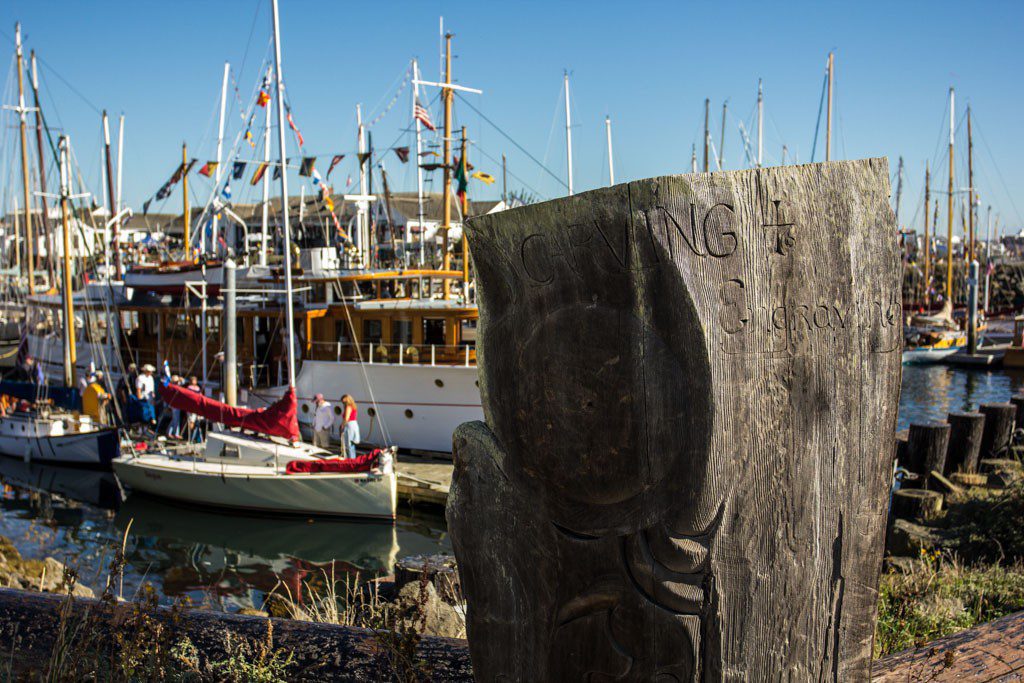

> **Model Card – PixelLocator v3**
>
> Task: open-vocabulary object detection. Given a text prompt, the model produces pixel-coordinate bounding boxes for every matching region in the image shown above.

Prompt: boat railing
[306,341,476,368]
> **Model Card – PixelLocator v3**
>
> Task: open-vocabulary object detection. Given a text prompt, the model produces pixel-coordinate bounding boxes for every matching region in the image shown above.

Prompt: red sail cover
[158,383,300,441]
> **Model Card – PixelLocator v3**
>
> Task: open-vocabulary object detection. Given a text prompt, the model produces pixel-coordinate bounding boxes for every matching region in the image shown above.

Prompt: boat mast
[116,114,124,229]
[967,106,974,264]
[260,66,272,267]
[605,115,614,186]
[946,87,954,304]
[460,125,469,292]
[103,111,118,275]
[703,98,709,172]
[15,24,35,294]
[182,141,191,255]
[825,52,834,161]
[564,72,573,195]
[690,144,697,173]
[211,61,229,255]
[58,136,75,387]
[894,156,903,225]
[412,58,425,266]
[441,33,453,296]
[357,103,367,267]
[271,0,297,388]
[29,50,53,288]
[757,79,763,167]
[501,153,507,204]
[923,162,930,307]
[984,204,993,312]
[719,101,727,169]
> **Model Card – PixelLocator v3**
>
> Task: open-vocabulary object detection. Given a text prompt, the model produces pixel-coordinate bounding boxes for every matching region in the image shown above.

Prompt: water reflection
[0,458,451,611]
[899,365,1024,430]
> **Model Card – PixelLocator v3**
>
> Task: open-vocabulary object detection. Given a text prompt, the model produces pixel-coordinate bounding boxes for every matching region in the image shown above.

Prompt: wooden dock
[396,455,452,508]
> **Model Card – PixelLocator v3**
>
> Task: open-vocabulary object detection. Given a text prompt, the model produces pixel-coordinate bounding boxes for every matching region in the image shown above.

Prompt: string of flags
[366,67,412,128]
[142,159,196,215]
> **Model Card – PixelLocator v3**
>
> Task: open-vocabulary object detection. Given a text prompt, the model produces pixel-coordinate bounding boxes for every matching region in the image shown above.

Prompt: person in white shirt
[136,364,156,401]
[312,393,333,450]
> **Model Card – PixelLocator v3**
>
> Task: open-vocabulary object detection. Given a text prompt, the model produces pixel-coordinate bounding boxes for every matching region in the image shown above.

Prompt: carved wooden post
[449,159,901,681]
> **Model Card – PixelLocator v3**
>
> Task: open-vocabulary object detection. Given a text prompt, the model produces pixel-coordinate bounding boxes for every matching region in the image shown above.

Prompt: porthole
[334,406,342,416]
[434,379,444,388]
[367,407,376,417]
[404,409,414,419]
[301,404,309,414]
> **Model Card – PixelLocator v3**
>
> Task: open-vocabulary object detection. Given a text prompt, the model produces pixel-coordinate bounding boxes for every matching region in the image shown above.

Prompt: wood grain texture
[450,159,902,681]
[980,403,1016,459]
[904,422,951,487]
[945,411,984,474]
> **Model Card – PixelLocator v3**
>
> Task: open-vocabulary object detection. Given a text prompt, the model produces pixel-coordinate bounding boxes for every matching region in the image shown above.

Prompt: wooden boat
[903,301,966,364]
[0,410,118,468]
[123,260,224,295]
[113,431,397,521]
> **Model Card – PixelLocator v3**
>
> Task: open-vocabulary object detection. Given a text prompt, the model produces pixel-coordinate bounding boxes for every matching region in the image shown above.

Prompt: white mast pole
[271,0,296,388]
[357,103,367,266]
[100,134,110,266]
[564,72,573,196]
[756,78,763,168]
[605,116,614,186]
[211,61,230,254]
[116,114,124,216]
[260,66,272,266]
[412,58,425,266]
[984,204,993,312]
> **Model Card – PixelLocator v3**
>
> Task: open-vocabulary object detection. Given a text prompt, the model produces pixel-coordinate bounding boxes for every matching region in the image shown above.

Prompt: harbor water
[0,364,1016,613]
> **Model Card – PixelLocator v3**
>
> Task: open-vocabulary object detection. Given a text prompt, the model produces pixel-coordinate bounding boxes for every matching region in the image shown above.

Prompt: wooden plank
[452,159,902,680]
[872,609,1024,681]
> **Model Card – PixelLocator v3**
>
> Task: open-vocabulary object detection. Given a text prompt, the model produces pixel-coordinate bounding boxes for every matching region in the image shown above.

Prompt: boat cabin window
[423,318,446,346]
[363,319,383,344]
[392,319,413,345]
[459,319,477,347]
[335,320,351,344]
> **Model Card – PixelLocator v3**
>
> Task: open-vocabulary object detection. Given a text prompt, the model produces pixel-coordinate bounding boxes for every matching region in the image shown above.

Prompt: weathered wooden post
[450,159,901,680]
[945,411,985,474]
[979,402,1015,459]
[903,422,951,487]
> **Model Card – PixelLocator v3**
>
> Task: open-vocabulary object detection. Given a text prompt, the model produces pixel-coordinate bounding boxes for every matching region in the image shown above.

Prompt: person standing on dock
[341,394,359,459]
[312,394,333,449]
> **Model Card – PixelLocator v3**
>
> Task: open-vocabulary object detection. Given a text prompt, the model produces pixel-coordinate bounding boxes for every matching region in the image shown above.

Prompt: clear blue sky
[0,0,1020,236]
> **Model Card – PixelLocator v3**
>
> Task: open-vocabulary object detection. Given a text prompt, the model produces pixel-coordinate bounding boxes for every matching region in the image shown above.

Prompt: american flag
[413,98,435,131]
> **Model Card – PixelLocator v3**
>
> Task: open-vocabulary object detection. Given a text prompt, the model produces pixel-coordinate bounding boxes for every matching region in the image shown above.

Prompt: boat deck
[125,454,376,479]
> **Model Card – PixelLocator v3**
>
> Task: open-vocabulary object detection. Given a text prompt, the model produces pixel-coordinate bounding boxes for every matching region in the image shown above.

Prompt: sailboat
[112,0,398,521]
[0,136,119,468]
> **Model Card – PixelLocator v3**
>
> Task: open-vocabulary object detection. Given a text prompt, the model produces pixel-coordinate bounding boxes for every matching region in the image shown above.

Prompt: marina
[0,0,1018,679]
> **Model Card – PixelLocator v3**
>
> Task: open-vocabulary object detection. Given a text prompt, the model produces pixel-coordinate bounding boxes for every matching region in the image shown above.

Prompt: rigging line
[0,28,102,115]
[809,68,827,163]
[972,116,1024,227]
[455,91,569,191]
[474,142,547,201]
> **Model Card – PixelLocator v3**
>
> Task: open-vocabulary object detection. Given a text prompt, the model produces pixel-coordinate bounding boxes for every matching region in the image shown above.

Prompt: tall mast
[441,33,453,296]
[894,156,903,225]
[946,87,954,304]
[605,116,614,186]
[923,162,930,308]
[690,144,697,173]
[967,106,974,264]
[501,153,507,204]
[719,101,727,169]
[211,61,230,255]
[116,114,124,221]
[58,136,75,387]
[103,111,118,275]
[703,98,709,172]
[564,71,574,195]
[271,0,296,388]
[825,52,834,161]
[356,103,367,267]
[182,141,190,254]
[15,24,34,294]
[460,126,470,292]
[411,58,425,266]
[781,145,787,165]
[260,65,271,266]
[756,79,763,167]
[29,50,53,288]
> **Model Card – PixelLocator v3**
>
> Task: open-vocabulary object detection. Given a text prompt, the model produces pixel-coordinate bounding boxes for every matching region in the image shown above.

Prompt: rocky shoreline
[0,536,94,599]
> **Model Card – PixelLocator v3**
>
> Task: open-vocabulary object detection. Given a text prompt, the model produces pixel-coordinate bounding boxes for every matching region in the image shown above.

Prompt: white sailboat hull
[113,455,397,520]
[0,415,119,468]
[249,360,482,454]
